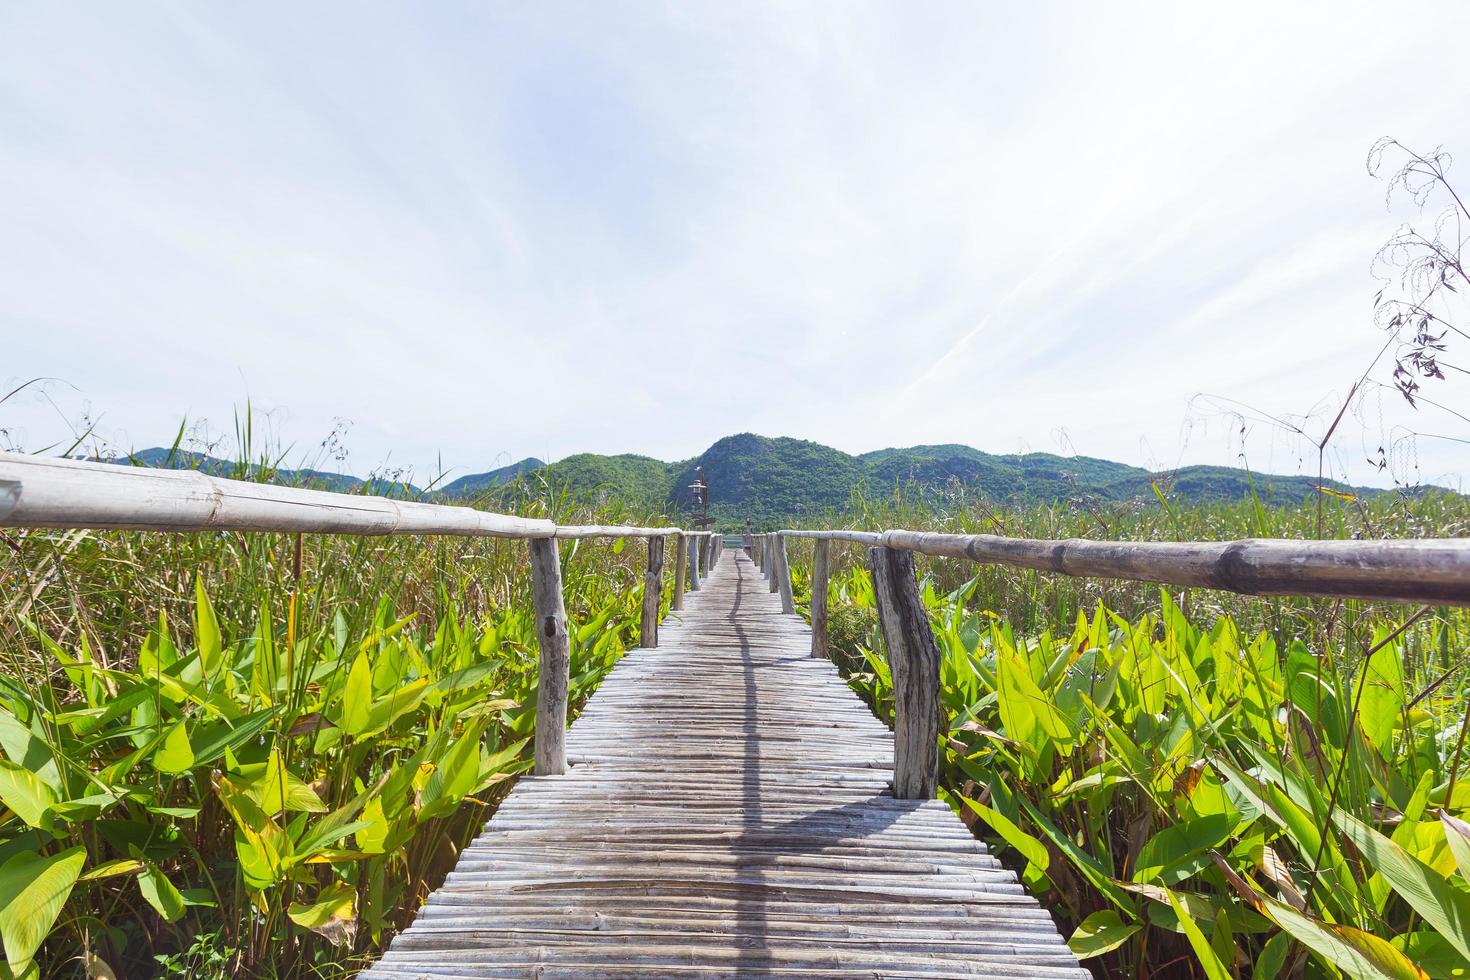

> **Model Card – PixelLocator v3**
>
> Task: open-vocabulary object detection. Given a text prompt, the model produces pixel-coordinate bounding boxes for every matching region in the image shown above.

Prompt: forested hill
[112,433,1382,527]
[483,433,1375,526]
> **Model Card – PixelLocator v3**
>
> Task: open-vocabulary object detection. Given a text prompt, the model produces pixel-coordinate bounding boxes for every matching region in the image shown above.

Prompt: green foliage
[816,554,1470,979]
[0,488,665,977]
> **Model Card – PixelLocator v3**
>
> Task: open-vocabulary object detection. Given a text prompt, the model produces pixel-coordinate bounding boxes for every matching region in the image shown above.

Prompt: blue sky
[2,2,1467,488]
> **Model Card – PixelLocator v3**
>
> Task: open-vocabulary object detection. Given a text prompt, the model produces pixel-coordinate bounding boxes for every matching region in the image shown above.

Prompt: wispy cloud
[1,1,1466,487]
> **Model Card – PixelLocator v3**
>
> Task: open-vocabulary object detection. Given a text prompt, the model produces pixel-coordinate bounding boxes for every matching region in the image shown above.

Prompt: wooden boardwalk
[363,548,1086,978]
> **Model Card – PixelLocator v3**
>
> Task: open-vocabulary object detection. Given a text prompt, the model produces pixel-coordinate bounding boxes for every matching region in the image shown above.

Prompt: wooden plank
[363,549,1084,978]
[869,546,943,801]
[529,538,569,776]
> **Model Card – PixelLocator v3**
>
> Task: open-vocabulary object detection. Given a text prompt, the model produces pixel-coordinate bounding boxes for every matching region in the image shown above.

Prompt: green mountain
[111,433,1388,528]
[438,457,544,497]
[109,448,422,496]
[486,433,1378,528]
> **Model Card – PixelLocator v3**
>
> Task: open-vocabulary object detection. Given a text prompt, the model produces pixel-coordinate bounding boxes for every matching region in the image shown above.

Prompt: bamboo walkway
[362,547,1086,978]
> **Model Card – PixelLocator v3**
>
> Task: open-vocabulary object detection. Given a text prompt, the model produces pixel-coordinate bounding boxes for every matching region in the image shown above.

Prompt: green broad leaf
[1395,931,1470,979]
[1068,909,1139,959]
[341,653,372,736]
[429,663,497,694]
[0,710,60,793]
[958,795,1048,870]
[575,607,616,644]
[358,679,431,738]
[1133,814,1233,883]
[189,708,277,767]
[153,721,194,774]
[236,751,325,817]
[1261,892,1428,979]
[0,762,55,830]
[1254,931,1292,980]
[1017,795,1135,912]
[137,864,186,923]
[1165,888,1233,980]
[419,721,485,820]
[145,806,201,819]
[353,797,389,855]
[1441,813,1470,887]
[1357,628,1406,758]
[195,578,223,681]
[80,858,143,881]
[0,846,86,971]
[287,881,356,947]
[178,888,216,908]
[1331,805,1470,963]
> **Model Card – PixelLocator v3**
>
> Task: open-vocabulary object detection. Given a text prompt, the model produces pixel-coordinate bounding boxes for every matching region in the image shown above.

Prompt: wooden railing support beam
[774,533,795,614]
[689,531,701,591]
[768,534,781,594]
[640,534,665,647]
[868,546,942,800]
[811,539,831,659]
[529,538,570,776]
[672,533,686,611]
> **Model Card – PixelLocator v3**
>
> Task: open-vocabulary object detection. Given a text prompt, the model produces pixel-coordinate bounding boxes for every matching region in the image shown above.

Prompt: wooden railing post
[640,534,665,647]
[810,539,831,659]
[768,535,781,595]
[672,533,686,611]
[868,546,942,799]
[689,531,701,591]
[529,538,570,776]
[773,533,795,613]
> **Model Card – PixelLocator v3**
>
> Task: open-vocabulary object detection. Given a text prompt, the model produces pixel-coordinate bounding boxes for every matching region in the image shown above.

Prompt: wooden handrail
[775,525,1470,800]
[780,527,1470,607]
[0,452,725,778]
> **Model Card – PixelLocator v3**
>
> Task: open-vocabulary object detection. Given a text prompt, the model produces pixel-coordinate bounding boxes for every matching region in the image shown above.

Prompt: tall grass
[0,455,671,977]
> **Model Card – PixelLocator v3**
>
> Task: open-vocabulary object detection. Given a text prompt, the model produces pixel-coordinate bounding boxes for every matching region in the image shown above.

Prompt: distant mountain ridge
[108,433,1387,527]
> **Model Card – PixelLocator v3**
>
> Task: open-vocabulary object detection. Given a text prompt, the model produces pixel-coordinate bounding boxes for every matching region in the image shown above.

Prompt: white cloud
[1,0,1466,488]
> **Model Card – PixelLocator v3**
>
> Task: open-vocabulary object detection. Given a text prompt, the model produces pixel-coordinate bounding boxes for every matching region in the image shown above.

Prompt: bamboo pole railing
[775,525,1470,799]
[0,452,723,776]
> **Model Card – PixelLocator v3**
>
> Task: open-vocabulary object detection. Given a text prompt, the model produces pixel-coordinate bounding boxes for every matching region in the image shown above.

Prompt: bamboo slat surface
[362,548,1085,978]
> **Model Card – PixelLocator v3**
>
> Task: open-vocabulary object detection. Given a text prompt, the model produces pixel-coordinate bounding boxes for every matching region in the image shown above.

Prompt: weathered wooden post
[773,532,795,614]
[768,534,781,595]
[672,533,686,611]
[640,534,665,647]
[810,539,831,659]
[867,546,942,799]
[688,530,701,591]
[529,538,570,776]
